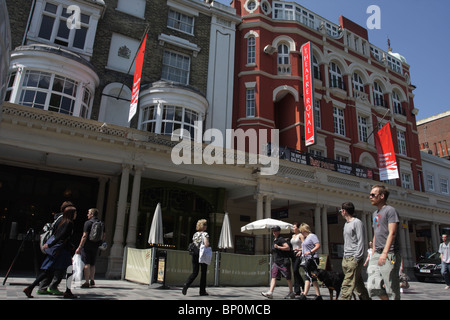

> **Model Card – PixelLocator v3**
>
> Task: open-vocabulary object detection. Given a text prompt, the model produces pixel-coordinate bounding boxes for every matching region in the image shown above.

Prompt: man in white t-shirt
[439,234,450,289]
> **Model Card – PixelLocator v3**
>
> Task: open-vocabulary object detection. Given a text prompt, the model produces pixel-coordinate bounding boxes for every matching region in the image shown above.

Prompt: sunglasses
[369,193,379,198]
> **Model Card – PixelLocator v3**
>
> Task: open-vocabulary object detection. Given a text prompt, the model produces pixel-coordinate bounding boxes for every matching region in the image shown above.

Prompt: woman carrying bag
[298,223,322,300]
[182,219,210,296]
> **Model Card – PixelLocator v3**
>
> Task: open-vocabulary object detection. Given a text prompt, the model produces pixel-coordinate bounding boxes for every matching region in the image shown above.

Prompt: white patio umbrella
[148,203,163,245]
[241,218,293,235]
[218,212,233,249]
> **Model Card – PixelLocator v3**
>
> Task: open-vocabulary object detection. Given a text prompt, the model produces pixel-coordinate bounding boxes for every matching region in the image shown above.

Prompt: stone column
[106,164,130,279]
[314,205,322,253]
[321,205,329,255]
[126,166,143,248]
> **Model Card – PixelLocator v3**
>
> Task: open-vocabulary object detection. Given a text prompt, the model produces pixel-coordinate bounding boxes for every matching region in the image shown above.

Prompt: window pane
[73,26,87,49]
[38,15,55,40]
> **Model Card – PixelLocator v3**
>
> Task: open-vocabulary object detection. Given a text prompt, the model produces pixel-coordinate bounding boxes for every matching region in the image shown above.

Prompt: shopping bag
[72,254,84,287]
[198,244,212,265]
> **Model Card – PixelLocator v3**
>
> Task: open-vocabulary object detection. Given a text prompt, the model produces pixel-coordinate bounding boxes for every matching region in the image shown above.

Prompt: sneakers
[284,292,295,299]
[261,291,273,299]
[47,288,64,295]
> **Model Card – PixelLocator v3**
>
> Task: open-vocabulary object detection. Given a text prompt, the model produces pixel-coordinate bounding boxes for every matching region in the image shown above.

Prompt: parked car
[414,252,443,282]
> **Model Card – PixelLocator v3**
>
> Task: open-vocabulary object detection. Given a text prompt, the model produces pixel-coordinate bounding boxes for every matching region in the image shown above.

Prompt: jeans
[441,261,450,286]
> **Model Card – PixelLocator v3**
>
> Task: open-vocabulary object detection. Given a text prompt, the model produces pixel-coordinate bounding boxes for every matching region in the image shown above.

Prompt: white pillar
[106,164,130,279]
[321,205,329,255]
[126,166,143,248]
[314,205,322,253]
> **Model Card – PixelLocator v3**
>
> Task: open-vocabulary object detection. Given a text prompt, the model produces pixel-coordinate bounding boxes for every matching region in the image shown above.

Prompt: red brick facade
[231,0,423,190]
[417,112,450,159]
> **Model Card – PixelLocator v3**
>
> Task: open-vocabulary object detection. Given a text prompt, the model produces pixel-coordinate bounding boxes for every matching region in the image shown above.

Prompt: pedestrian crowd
[23,202,105,299]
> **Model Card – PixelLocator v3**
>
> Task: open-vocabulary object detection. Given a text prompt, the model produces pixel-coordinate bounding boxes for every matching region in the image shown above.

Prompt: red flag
[375,123,399,180]
[129,34,147,122]
[301,42,315,146]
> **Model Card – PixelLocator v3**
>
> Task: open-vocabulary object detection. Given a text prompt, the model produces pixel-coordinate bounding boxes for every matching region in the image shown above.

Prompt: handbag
[198,233,212,265]
[188,242,199,255]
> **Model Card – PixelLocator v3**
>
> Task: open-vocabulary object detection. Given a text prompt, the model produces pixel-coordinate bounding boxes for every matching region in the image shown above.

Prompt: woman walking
[182,219,209,296]
[23,206,77,298]
[298,223,322,300]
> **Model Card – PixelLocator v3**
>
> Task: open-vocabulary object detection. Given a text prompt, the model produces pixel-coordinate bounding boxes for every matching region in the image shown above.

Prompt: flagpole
[117,23,150,100]
[366,107,391,141]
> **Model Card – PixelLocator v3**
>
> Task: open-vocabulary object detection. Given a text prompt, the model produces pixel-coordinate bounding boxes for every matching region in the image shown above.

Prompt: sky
[215,0,450,121]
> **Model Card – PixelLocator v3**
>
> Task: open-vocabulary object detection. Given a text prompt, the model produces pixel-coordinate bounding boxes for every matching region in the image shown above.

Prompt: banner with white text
[375,123,399,180]
[128,34,147,122]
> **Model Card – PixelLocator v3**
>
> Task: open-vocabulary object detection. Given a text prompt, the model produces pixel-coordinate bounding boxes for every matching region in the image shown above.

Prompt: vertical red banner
[375,123,399,180]
[301,42,315,146]
[129,34,147,122]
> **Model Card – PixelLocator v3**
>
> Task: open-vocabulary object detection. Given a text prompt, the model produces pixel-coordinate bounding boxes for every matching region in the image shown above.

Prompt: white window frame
[167,9,195,35]
[373,81,384,106]
[401,173,412,189]
[333,106,345,136]
[27,0,102,58]
[392,91,402,115]
[246,88,255,117]
[161,50,190,85]
[329,62,344,90]
[440,177,449,195]
[397,130,407,156]
[247,36,256,65]
[358,115,369,143]
[277,43,290,75]
[426,174,434,192]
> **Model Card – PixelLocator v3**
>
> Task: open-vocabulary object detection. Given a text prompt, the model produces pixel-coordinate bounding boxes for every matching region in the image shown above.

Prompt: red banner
[375,123,399,180]
[129,34,147,122]
[301,42,315,146]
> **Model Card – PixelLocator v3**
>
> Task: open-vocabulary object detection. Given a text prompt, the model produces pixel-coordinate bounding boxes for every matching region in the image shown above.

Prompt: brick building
[417,111,450,160]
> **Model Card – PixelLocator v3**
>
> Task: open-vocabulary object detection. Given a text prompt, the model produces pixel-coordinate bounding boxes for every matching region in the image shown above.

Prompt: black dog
[311,269,346,300]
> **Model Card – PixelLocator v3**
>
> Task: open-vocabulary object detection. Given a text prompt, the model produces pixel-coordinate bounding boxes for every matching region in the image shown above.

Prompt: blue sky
[216,0,450,121]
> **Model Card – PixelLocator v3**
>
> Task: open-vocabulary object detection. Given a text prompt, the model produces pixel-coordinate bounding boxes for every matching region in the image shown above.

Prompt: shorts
[367,251,401,299]
[271,261,291,280]
[81,245,99,266]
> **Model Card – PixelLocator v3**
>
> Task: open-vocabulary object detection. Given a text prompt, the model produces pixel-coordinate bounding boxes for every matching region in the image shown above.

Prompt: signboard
[301,42,316,146]
[375,123,399,180]
[128,34,147,122]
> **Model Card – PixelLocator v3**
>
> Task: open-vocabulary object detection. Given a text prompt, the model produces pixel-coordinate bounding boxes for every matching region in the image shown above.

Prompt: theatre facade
[0,0,449,277]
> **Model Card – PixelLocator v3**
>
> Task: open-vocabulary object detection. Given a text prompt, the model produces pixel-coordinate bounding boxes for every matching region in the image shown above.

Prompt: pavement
[1,274,449,301]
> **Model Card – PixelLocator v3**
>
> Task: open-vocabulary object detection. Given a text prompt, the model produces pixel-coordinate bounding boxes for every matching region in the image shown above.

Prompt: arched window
[352,73,364,92]
[392,91,403,115]
[277,43,290,75]
[313,56,320,80]
[329,62,344,90]
[247,36,256,64]
[373,81,384,107]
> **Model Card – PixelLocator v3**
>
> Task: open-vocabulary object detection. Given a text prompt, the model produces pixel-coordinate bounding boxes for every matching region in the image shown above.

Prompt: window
[397,130,407,156]
[247,36,256,64]
[358,115,369,142]
[277,43,290,75]
[352,73,364,92]
[37,2,90,50]
[246,88,255,117]
[426,174,434,192]
[329,62,344,90]
[162,50,190,85]
[336,155,348,163]
[333,107,345,136]
[141,104,199,139]
[392,91,403,115]
[168,9,194,35]
[373,81,384,107]
[13,69,91,117]
[440,178,449,194]
[387,55,402,74]
[314,99,321,129]
[313,56,320,80]
[401,173,412,189]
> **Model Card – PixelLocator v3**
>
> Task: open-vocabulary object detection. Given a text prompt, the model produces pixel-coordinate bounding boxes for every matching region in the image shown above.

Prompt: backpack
[89,220,104,242]
[39,214,62,254]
